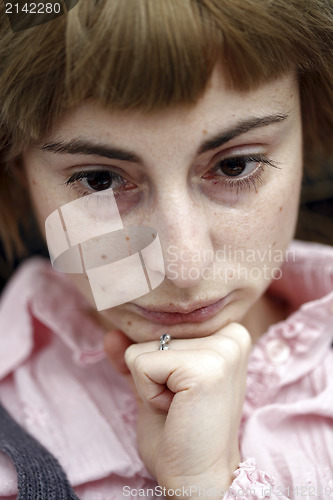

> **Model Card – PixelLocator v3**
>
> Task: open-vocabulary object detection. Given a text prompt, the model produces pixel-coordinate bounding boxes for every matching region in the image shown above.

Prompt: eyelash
[64,170,132,197]
[64,153,279,196]
[206,154,279,193]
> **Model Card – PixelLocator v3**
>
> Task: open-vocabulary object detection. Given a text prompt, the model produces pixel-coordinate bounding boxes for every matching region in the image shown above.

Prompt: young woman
[0,1,333,498]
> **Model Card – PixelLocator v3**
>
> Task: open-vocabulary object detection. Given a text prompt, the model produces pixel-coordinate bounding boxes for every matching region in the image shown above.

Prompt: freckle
[126,236,130,241]
[152,233,155,238]
[169,302,174,306]
[32,179,37,185]
[101,254,107,259]
[202,129,207,135]
[272,241,276,246]
[290,93,293,98]
[279,206,283,212]
[127,321,132,326]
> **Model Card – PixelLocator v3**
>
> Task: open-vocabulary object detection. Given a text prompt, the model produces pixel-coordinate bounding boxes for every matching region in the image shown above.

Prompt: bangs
[0,0,332,259]
[0,0,332,153]
[64,0,329,110]
[65,0,301,110]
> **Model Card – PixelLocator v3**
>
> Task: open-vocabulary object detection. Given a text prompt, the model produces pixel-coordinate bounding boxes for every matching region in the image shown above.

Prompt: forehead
[45,67,298,149]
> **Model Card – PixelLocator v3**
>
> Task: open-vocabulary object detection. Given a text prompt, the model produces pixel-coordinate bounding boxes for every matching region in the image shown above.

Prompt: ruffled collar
[244,241,333,414]
[0,258,106,380]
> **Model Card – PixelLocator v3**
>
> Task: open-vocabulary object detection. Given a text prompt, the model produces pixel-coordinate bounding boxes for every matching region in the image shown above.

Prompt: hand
[104,324,251,499]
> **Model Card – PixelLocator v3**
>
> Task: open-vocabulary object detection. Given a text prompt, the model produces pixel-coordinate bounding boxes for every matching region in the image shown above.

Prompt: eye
[211,156,262,178]
[202,154,278,192]
[82,171,114,191]
[65,169,137,194]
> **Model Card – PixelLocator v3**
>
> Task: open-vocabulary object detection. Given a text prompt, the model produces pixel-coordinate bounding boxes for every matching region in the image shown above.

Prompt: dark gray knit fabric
[0,402,80,499]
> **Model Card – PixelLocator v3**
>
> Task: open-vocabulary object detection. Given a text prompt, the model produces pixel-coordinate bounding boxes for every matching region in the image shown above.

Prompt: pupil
[221,158,246,176]
[86,171,112,191]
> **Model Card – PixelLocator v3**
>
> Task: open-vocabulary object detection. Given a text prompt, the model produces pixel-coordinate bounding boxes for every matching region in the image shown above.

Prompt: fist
[117,323,252,497]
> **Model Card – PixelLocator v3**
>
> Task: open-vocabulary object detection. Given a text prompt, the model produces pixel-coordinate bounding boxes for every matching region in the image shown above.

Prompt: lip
[131,294,234,325]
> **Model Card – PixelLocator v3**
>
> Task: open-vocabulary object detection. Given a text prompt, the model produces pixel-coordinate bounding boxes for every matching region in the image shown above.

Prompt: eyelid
[63,161,143,184]
[201,152,279,194]
[63,165,139,199]
[211,153,279,174]
[63,163,125,177]
[209,141,271,162]
[64,168,119,185]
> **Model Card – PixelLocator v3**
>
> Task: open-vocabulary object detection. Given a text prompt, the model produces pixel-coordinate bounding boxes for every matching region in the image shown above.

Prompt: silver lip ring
[159,333,171,350]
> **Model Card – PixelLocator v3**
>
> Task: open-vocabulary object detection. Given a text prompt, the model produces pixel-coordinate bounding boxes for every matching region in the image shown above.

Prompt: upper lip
[132,297,228,315]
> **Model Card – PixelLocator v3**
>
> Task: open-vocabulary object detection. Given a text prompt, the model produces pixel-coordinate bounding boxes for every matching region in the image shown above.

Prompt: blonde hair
[1,0,333,258]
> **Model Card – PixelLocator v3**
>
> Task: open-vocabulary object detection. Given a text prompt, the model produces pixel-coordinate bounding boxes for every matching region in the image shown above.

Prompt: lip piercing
[159,333,171,350]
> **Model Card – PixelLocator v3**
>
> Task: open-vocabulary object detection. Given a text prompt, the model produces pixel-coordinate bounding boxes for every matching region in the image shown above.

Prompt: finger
[103,329,133,374]
[210,322,252,366]
[124,323,251,411]
[125,348,234,412]
[125,322,252,360]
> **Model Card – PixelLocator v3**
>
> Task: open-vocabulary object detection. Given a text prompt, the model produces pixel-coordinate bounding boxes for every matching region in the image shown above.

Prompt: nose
[152,189,214,288]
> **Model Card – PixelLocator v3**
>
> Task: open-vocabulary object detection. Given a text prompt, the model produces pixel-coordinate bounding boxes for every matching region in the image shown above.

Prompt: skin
[22,66,302,497]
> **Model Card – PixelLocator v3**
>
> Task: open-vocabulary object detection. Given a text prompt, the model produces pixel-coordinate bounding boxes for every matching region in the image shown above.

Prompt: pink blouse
[0,240,332,499]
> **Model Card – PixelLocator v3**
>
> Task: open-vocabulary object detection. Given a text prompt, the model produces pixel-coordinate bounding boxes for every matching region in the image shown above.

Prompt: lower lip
[133,294,233,325]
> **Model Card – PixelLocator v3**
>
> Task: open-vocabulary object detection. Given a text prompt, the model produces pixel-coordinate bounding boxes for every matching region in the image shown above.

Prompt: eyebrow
[196,113,288,155]
[41,113,289,161]
[42,139,140,163]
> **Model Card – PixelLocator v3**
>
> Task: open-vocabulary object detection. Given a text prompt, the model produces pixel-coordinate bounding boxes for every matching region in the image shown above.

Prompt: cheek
[261,166,302,248]
[24,162,57,232]
[211,166,302,258]
[26,167,74,239]
[26,176,51,237]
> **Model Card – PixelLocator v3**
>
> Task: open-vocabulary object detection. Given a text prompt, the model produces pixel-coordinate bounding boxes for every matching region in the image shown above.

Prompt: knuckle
[242,330,252,354]
[132,352,147,374]
[173,351,227,386]
[227,321,249,335]
[124,343,139,369]
[213,334,241,361]
[223,338,242,365]
[223,322,252,353]
[199,350,228,379]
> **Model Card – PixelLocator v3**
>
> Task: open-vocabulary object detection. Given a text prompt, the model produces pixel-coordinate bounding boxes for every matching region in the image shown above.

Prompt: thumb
[103,329,133,375]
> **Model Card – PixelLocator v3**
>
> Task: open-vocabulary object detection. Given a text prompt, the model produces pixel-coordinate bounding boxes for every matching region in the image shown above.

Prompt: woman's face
[23,67,302,343]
